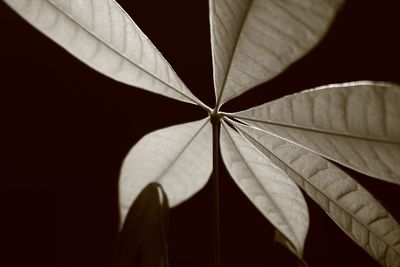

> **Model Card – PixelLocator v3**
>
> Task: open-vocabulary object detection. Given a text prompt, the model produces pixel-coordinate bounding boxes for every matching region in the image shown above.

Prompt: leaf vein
[234,124,400,256]
[46,0,200,106]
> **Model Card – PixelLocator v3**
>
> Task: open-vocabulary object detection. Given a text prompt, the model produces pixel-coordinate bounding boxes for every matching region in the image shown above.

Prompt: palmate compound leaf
[232,121,400,267]
[119,118,212,227]
[220,121,309,258]
[3,0,205,107]
[209,0,344,106]
[234,82,400,185]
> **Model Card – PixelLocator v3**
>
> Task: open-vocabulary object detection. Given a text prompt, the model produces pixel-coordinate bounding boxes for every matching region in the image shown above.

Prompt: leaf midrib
[156,119,210,181]
[222,122,301,252]
[47,0,202,106]
[215,0,254,108]
[233,115,400,145]
[234,122,400,257]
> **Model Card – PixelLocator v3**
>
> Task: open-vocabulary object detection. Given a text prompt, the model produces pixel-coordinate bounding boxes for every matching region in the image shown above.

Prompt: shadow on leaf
[113,183,169,267]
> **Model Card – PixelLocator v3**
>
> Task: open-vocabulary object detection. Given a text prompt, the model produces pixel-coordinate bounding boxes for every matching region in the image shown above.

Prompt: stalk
[211,110,221,267]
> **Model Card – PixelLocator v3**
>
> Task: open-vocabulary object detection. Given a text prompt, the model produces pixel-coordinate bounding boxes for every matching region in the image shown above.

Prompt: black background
[1,1,400,266]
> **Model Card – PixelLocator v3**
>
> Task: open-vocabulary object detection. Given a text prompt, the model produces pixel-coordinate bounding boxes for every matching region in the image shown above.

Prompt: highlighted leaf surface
[235,123,400,267]
[4,0,201,104]
[119,119,212,225]
[235,82,400,184]
[209,0,344,105]
[220,121,309,256]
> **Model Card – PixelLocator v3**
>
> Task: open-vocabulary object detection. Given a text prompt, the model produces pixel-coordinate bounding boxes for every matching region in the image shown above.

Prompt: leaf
[220,121,309,257]
[234,81,400,185]
[234,122,400,267]
[4,0,204,106]
[114,183,169,267]
[119,118,212,226]
[274,231,309,267]
[209,0,344,106]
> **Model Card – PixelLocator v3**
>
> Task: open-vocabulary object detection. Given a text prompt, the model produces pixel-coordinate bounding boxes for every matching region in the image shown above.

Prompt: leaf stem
[211,110,221,267]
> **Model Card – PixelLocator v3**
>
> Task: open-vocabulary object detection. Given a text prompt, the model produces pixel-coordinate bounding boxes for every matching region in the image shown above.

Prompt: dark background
[1,1,400,266]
